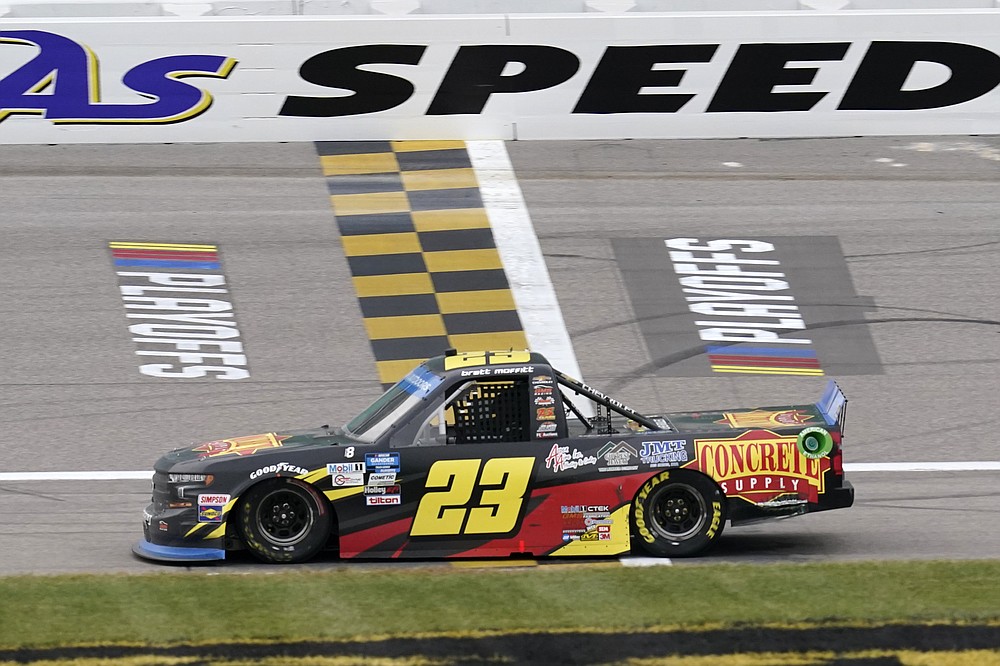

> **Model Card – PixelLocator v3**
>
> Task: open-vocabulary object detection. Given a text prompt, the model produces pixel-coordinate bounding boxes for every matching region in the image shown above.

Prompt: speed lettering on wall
[280,41,1000,117]
[410,457,534,537]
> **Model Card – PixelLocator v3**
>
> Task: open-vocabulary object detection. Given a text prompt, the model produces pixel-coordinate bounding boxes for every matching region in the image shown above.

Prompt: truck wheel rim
[650,483,706,542]
[256,489,313,546]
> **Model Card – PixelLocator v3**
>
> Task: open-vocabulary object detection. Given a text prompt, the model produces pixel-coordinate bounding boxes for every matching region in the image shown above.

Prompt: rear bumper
[132,536,226,562]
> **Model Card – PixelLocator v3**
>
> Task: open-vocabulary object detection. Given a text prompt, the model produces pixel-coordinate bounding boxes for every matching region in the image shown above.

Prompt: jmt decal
[0,30,236,124]
[411,457,533,537]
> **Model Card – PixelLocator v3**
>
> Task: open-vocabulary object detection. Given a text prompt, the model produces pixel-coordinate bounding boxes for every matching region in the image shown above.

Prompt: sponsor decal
[367,471,397,486]
[332,472,365,487]
[366,494,401,506]
[158,520,169,532]
[364,484,401,495]
[536,407,556,421]
[597,441,639,472]
[460,365,533,377]
[196,493,229,524]
[0,30,236,125]
[532,375,553,384]
[365,452,400,472]
[198,506,223,523]
[279,41,1000,119]
[536,422,557,433]
[328,462,366,475]
[399,366,443,397]
[561,505,610,513]
[579,531,599,542]
[717,409,817,428]
[193,433,285,459]
[249,462,309,480]
[109,242,250,380]
[544,444,597,473]
[639,440,690,467]
[534,396,555,406]
[197,494,231,506]
[685,429,830,503]
[533,385,553,396]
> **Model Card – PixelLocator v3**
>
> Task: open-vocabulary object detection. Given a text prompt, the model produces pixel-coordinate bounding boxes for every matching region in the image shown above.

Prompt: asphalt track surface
[0,136,998,576]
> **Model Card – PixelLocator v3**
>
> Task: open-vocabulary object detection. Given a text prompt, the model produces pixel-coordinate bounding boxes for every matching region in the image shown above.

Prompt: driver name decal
[0,30,236,125]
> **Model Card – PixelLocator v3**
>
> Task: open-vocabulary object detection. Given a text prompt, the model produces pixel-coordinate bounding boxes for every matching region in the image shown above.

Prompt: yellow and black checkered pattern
[316,140,528,387]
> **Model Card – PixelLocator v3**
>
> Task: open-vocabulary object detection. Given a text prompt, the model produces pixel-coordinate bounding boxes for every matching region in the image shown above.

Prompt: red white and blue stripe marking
[109,242,220,270]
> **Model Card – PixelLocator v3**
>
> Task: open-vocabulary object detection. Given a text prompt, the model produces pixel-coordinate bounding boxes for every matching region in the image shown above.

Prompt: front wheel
[239,479,332,564]
[633,470,726,557]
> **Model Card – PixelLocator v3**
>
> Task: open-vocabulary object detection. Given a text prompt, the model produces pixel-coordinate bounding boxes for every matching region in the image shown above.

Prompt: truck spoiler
[817,380,848,428]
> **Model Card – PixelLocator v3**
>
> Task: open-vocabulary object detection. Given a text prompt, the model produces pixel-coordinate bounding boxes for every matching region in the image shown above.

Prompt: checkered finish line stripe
[316,140,528,386]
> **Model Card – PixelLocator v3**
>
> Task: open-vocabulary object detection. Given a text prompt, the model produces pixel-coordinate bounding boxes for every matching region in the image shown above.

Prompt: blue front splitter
[133,538,226,562]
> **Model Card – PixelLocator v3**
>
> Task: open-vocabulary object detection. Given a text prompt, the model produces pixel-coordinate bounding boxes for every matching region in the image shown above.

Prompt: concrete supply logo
[685,429,829,504]
[280,41,1000,118]
[613,236,880,377]
[109,242,250,380]
[0,30,236,125]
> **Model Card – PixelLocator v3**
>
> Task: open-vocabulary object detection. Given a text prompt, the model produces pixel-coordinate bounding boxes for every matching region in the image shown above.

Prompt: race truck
[134,349,853,564]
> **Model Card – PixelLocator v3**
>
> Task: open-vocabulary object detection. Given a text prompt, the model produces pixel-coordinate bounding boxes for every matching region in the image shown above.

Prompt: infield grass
[1,560,998,649]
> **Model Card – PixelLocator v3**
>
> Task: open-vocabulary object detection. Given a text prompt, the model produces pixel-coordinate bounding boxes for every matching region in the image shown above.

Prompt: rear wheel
[239,479,331,563]
[633,470,726,557]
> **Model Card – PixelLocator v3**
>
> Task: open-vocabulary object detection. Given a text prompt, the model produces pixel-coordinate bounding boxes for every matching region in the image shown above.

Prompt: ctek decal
[0,30,236,125]
[280,41,1000,117]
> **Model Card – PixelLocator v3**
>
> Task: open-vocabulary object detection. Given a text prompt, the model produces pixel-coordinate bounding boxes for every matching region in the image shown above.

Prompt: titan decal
[0,30,236,124]
[109,242,250,380]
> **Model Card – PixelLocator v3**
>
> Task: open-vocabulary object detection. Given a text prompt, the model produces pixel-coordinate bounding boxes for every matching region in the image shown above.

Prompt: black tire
[239,479,332,564]
[632,470,727,557]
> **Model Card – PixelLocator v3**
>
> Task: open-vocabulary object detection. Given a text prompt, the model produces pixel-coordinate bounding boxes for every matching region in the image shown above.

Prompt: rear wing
[816,380,848,429]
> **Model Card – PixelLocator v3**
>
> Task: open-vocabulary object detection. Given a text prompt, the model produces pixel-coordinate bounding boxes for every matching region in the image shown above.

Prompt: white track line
[468,140,589,405]
[1,462,998,482]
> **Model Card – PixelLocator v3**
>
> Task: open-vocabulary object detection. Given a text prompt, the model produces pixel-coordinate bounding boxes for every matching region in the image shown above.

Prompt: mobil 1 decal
[108,242,249,380]
[613,237,880,377]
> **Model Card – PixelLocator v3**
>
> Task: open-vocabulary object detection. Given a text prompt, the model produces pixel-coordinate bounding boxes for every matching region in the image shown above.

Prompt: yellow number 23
[410,457,534,537]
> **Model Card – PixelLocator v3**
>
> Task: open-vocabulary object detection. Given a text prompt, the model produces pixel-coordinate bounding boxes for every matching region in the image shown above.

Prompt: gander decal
[0,30,236,124]
[109,242,250,379]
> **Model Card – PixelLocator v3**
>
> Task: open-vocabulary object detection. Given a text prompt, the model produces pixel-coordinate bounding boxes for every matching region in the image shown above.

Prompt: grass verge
[1,560,998,649]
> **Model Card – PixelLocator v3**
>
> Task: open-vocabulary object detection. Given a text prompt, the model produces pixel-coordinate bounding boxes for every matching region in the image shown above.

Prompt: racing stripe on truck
[316,140,527,387]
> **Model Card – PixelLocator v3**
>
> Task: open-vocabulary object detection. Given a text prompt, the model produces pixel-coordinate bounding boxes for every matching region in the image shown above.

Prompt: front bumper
[136,499,228,563]
[132,537,226,562]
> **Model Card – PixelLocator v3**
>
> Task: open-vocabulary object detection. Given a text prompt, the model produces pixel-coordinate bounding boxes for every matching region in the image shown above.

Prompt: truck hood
[156,428,353,467]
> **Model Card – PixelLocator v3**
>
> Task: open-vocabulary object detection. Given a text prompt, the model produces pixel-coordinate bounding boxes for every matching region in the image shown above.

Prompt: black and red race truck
[134,349,853,564]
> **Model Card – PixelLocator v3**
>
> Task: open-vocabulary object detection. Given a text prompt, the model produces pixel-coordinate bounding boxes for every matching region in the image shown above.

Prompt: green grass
[1,560,998,649]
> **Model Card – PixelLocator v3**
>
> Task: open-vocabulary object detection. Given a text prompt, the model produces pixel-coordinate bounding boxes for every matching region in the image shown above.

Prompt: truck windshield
[343,365,443,443]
